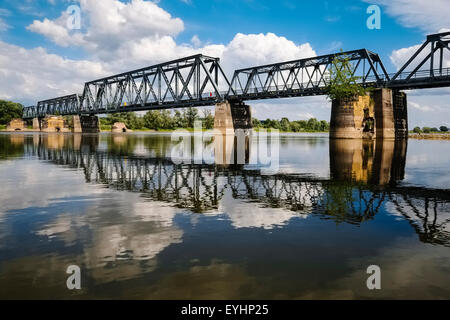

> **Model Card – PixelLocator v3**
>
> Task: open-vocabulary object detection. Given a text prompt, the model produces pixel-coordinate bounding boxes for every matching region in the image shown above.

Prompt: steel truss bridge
[22,135,450,246]
[23,32,450,119]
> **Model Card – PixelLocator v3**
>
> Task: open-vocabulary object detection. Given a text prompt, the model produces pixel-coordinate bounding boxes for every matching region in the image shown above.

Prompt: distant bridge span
[23,32,450,119]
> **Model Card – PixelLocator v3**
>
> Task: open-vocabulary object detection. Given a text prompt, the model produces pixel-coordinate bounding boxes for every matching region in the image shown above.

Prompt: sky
[0,0,449,127]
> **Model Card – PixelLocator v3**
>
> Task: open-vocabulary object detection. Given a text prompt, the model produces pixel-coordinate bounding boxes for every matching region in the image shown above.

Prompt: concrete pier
[330,88,408,139]
[393,90,408,139]
[214,100,253,132]
[32,118,41,131]
[79,115,100,133]
[329,95,375,139]
[372,88,395,139]
[112,122,131,133]
[40,116,70,133]
[6,119,25,131]
[72,115,83,133]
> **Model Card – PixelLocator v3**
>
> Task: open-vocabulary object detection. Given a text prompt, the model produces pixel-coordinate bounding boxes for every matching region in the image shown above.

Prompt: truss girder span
[23,54,230,119]
[390,32,450,89]
[227,49,389,100]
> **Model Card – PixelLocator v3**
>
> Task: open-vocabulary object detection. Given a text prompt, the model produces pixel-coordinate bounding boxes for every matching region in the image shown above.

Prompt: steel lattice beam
[78,54,229,114]
[23,54,229,119]
[226,49,389,100]
[389,32,450,89]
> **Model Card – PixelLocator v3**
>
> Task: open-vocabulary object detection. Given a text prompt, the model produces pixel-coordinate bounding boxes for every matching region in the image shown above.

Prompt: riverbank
[409,133,450,140]
[3,128,449,140]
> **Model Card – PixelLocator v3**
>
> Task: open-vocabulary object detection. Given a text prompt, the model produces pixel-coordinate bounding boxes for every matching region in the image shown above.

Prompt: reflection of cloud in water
[219,187,309,230]
[0,159,108,217]
[32,193,185,284]
[0,158,185,285]
[85,224,183,264]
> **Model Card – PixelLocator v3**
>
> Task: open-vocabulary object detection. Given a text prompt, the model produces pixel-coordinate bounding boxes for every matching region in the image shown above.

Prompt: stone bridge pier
[214,100,253,132]
[31,115,100,133]
[72,115,100,133]
[330,88,408,139]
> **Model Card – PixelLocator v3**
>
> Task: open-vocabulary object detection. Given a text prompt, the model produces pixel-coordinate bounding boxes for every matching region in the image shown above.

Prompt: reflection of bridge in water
[20,133,450,246]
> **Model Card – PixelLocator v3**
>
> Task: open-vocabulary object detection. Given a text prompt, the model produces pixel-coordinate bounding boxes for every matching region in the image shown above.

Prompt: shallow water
[0,132,449,299]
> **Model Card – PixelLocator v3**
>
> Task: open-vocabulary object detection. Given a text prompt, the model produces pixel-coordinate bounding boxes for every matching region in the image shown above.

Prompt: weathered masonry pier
[329,88,408,139]
[19,32,450,137]
[23,115,100,133]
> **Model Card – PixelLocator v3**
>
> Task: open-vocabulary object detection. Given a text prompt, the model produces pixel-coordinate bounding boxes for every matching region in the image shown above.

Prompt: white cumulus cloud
[6,0,318,106]
[364,0,450,33]
[0,41,109,103]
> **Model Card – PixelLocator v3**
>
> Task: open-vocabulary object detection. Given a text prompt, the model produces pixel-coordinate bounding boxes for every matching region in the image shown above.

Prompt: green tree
[290,122,301,132]
[173,110,185,128]
[263,119,280,130]
[431,127,439,132]
[327,52,367,102]
[143,110,163,130]
[160,110,174,129]
[185,107,199,128]
[423,127,431,133]
[413,127,422,133]
[320,120,330,132]
[102,112,145,130]
[280,117,291,132]
[297,120,307,130]
[440,126,448,132]
[307,118,320,131]
[0,100,23,125]
[252,118,261,128]
[203,109,215,130]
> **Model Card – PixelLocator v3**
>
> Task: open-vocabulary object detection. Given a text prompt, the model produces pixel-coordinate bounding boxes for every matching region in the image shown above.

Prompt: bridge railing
[388,68,450,81]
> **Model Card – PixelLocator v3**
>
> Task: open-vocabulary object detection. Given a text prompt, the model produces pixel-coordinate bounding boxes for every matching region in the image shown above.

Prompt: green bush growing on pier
[326,52,367,102]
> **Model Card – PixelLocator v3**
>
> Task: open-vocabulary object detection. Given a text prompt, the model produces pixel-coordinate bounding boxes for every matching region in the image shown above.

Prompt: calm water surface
[0,132,449,299]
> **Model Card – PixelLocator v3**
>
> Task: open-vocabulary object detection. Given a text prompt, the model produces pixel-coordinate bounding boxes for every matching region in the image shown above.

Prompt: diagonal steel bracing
[227,49,389,101]
[389,32,450,89]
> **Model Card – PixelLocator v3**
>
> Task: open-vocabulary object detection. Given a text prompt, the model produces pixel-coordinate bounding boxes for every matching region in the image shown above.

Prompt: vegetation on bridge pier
[326,52,369,102]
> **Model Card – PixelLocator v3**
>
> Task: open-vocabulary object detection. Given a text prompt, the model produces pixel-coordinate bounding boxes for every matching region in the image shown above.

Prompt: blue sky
[0,0,449,126]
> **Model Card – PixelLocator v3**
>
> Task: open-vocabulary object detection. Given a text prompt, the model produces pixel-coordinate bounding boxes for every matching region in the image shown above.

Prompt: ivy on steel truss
[226,49,390,100]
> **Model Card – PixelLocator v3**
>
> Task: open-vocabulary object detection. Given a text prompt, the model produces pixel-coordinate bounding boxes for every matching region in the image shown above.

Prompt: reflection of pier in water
[20,133,450,246]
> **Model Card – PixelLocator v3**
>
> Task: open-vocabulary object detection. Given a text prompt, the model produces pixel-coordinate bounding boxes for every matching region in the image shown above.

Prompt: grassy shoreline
[409,133,450,140]
[99,128,329,134]
[2,127,450,140]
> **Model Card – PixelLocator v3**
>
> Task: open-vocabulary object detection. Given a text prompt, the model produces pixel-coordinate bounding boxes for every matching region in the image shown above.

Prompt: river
[0,132,449,299]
